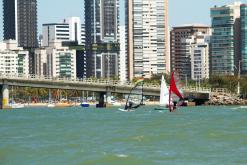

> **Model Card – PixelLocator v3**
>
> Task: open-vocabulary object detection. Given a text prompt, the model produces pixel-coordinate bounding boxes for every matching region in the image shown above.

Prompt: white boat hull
[112,102,122,107]
[47,104,55,108]
[81,102,90,108]
[10,104,25,109]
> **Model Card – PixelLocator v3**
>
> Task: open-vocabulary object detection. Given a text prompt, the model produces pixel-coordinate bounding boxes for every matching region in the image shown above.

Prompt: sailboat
[80,91,90,108]
[118,77,145,112]
[154,75,170,110]
[168,72,184,112]
[9,86,25,109]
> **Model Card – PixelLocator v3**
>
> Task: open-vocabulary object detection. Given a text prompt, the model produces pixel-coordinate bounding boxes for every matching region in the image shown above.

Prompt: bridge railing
[182,86,212,93]
[0,74,234,95]
[182,86,232,94]
[2,74,232,93]
[211,88,231,94]
[0,73,160,88]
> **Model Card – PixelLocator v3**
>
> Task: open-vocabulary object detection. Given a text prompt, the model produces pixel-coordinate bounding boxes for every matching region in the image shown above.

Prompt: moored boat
[47,103,55,108]
[81,102,90,108]
[10,103,25,109]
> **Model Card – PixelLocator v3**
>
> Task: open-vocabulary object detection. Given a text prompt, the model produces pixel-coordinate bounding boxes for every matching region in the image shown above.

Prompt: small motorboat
[81,102,90,108]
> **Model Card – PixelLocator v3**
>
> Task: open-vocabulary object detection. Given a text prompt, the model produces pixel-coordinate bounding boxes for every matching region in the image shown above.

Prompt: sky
[0,0,246,40]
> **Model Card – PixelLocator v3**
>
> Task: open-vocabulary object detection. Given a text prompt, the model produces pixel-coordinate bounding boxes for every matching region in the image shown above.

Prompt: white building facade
[35,42,77,79]
[181,33,210,80]
[0,40,29,76]
[128,0,170,79]
[119,26,128,82]
[191,43,210,80]
[42,17,85,47]
[34,49,47,76]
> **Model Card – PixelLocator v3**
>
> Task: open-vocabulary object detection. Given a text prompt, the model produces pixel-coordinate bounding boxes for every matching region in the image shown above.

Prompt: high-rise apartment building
[84,0,119,78]
[210,2,241,76]
[241,4,247,74]
[81,24,86,47]
[42,17,84,47]
[0,40,29,76]
[119,26,128,82]
[170,24,211,80]
[62,41,87,79]
[34,42,77,79]
[42,17,86,79]
[118,0,128,82]
[127,0,169,79]
[3,0,38,48]
[190,36,211,80]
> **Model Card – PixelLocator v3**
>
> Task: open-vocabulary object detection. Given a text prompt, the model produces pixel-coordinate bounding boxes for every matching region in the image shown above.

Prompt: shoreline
[208,93,247,106]
[5,97,247,109]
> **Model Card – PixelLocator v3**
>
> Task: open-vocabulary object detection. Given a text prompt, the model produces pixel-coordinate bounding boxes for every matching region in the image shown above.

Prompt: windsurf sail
[160,75,170,106]
[124,77,144,110]
[168,72,184,112]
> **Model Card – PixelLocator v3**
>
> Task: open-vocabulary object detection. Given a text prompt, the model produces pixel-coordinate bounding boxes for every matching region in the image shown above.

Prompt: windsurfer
[172,101,177,111]
[122,77,145,111]
[168,72,184,112]
[125,101,133,111]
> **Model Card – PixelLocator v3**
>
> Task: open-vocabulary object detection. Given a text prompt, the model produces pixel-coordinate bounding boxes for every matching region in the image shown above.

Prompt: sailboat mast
[12,86,14,101]
[49,89,51,103]
[141,81,144,105]
[124,78,145,110]
[124,85,136,110]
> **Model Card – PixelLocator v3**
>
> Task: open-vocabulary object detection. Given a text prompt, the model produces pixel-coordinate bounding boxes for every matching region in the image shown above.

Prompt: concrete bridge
[0,74,160,108]
[183,87,211,105]
[0,74,228,108]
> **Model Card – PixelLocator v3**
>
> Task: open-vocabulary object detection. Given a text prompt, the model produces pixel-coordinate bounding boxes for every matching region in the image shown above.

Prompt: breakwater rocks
[208,93,247,105]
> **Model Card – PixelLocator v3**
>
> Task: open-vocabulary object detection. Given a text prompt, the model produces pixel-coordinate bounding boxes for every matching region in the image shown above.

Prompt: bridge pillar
[96,92,106,108]
[1,85,9,109]
[106,91,112,104]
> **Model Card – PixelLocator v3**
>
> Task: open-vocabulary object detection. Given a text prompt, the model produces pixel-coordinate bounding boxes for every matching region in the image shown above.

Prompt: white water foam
[116,154,129,158]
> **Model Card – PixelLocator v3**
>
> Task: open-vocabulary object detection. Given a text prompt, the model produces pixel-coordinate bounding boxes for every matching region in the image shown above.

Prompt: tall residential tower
[210,2,241,76]
[84,0,119,78]
[42,17,84,47]
[170,24,211,80]
[241,4,247,74]
[127,0,169,79]
[3,0,38,48]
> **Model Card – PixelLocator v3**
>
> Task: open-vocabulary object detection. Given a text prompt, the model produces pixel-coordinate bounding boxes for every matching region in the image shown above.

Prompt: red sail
[169,72,183,99]
[169,72,184,111]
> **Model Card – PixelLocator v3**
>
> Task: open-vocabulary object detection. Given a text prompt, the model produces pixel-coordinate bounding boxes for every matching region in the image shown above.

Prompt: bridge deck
[0,74,230,97]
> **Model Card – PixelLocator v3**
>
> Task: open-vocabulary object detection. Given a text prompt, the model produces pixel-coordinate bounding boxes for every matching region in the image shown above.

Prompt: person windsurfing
[123,77,145,111]
[125,101,134,111]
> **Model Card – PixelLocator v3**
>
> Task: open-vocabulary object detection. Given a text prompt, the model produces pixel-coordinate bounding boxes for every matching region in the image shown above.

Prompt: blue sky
[0,0,245,40]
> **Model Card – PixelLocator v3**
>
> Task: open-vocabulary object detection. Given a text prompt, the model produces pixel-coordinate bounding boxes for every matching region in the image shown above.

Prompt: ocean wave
[115,154,129,158]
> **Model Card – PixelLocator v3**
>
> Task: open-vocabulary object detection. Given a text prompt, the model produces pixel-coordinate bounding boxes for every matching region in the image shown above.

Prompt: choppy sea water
[0,106,247,165]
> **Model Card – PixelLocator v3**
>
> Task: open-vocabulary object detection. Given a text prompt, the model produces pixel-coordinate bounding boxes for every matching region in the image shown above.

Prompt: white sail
[160,75,169,106]
[123,79,144,110]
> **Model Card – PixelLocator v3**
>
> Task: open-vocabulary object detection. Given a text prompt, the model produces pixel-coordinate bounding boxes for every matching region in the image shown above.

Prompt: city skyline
[0,0,244,40]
